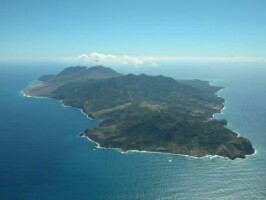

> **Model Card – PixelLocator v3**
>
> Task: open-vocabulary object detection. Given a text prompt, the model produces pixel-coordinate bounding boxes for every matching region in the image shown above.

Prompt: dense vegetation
[25,65,255,159]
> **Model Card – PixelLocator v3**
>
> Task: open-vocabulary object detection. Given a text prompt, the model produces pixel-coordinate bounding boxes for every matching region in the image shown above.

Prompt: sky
[0,0,266,65]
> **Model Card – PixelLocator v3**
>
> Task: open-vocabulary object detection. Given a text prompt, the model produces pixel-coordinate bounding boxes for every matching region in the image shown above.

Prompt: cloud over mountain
[79,52,158,67]
[78,52,265,68]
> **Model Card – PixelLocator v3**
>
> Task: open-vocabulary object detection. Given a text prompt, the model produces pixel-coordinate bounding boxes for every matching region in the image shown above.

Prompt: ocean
[0,62,265,199]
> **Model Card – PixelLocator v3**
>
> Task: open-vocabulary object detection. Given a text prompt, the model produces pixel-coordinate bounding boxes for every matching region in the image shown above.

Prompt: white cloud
[79,52,158,67]
[78,52,266,67]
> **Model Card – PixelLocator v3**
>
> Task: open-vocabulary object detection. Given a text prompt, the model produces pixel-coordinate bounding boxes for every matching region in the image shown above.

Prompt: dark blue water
[0,62,265,199]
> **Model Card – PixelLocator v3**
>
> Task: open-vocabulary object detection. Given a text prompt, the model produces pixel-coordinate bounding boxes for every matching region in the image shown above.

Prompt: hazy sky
[0,0,265,62]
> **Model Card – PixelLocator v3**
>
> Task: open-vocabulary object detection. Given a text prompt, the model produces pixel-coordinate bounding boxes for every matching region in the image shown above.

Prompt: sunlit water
[0,62,265,199]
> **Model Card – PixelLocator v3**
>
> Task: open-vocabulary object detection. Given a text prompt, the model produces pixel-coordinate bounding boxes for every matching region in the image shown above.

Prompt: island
[24,65,255,160]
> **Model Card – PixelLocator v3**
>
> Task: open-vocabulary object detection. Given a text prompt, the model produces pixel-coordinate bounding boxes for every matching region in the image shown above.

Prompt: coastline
[208,82,256,151]
[21,89,49,99]
[209,84,239,137]
[211,80,227,120]
[21,89,96,121]
[85,135,228,160]
[82,82,256,160]
[85,131,257,161]
[22,80,256,160]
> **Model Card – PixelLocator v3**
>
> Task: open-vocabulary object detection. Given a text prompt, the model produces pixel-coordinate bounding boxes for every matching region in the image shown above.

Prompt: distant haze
[0,0,266,64]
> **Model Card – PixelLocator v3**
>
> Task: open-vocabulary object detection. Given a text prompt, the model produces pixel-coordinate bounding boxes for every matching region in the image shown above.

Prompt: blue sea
[0,62,265,200]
